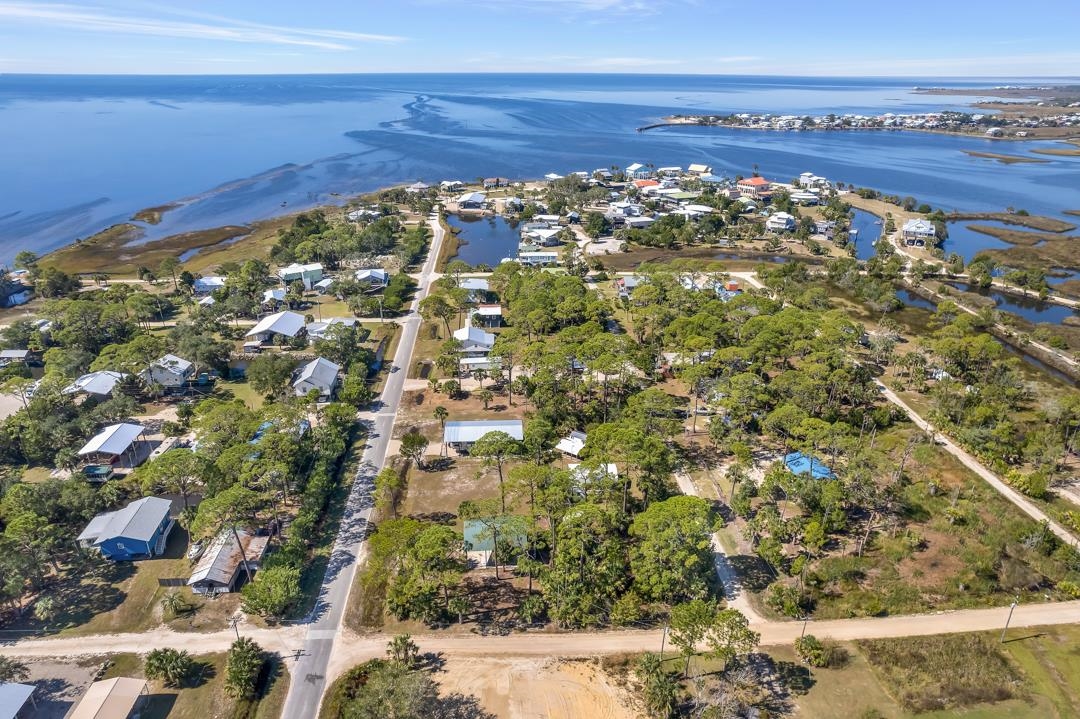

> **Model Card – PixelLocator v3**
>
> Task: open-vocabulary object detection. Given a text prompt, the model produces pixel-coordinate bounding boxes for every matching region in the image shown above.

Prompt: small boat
[187,541,206,561]
[280,201,288,207]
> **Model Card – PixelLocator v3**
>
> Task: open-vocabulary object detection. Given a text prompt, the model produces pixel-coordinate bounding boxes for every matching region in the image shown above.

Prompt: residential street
[277,211,445,718]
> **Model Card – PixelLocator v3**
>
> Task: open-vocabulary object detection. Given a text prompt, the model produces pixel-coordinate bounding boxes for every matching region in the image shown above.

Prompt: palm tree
[478,389,494,410]
[433,405,449,456]
[145,648,194,688]
[160,590,188,619]
[386,634,419,668]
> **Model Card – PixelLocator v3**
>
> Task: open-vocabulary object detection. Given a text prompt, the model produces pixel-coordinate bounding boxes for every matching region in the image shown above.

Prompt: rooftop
[444,419,524,444]
[77,496,171,545]
[245,310,306,338]
[78,422,145,457]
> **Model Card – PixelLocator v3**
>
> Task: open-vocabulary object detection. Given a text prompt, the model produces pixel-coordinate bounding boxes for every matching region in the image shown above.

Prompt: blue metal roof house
[784,452,836,480]
[76,497,175,561]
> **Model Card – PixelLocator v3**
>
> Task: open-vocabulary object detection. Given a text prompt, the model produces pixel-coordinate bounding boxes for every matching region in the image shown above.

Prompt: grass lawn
[216,379,266,410]
[99,650,289,719]
[26,525,241,637]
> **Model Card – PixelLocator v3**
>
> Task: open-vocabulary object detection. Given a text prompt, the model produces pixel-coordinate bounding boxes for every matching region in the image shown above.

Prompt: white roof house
[293,357,341,400]
[459,277,490,293]
[245,311,306,341]
[625,162,647,178]
[544,173,564,181]
[78,423,146,461]
[766,212,796,232]
[453,325,495,355]
[306,317,358,342]
[516,252,560,266]
[458,191,487,207]
[688,163,713,174]
[441,179,465,190]
[63,370,127,397]
[444,420,524,448]
[276,262,323,289]
[198,295,216,307]
[141,354,194,388]
[193,275,226,295]
[902,218,937,239]
[355,268,389,286]
[262,288,287,305]
[556,430,587,458]
[188,528,270,594]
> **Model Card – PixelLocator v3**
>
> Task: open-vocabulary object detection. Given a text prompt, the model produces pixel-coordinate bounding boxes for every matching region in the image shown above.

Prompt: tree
[629,496,719,603]
[247,354,296,400]
[386,634,420,668]
[470,431,523,513]
[477,388,494,409]
[160,590,189,619]
[139,449,212,511]
[448,595,469,624]
[400,429,429,470]
[0,656,29,683]
[419,294,456,338]
[241,565,301,619]
[635,653,677,718]
[224,638,265,698]
[669,598,716,678]
[145,648,194,688]
[433,405,449,432]
[705,608,760,671]
[159,256,181,292]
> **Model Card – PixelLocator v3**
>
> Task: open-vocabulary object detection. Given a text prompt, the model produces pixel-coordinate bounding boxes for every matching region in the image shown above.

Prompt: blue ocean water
[1,73,1078,267]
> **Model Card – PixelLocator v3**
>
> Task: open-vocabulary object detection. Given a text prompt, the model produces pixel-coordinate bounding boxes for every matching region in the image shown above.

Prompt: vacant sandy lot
[437,656,639,719]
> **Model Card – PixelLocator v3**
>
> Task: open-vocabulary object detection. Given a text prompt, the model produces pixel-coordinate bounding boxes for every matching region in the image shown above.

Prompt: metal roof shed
[78,423,145,462]
[67,678,148,719]
[443,420,523,447]
[188,528,270,594]
[245,310,306,340]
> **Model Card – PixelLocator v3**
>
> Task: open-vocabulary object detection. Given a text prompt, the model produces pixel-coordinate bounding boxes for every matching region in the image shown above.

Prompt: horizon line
[2,70,1080,80]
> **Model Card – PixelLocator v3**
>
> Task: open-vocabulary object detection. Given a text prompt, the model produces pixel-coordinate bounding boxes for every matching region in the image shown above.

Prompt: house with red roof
[737,176,772,199]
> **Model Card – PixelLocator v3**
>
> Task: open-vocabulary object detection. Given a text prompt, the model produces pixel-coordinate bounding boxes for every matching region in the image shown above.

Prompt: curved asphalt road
[278,212,445,718]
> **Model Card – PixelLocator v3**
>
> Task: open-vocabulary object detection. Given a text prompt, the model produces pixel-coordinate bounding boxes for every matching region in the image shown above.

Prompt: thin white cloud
[584,57,684,68]
[0,2,405,51]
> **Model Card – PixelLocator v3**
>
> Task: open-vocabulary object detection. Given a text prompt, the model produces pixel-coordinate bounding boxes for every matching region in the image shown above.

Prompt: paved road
[278,211,445,718]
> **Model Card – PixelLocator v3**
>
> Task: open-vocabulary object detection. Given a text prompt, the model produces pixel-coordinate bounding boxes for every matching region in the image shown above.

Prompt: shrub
[1057,580,1080,599]
[794,634,847,668]
[224,638,265,699]
[609,591,645,627]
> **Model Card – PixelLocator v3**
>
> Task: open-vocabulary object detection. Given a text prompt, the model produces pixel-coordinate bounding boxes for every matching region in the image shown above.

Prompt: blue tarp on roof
[784,451,836,479]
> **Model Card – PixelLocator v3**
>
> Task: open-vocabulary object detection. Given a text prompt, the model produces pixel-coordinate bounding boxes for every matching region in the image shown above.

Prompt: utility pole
[801,615,810,639]
[229,616,241,641]
[1000,595,1019,643]
[659,625,669,662]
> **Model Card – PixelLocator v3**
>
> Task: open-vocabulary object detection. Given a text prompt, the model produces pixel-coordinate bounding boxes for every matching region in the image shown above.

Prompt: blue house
[784,452,836,480]
[76,497,175,560]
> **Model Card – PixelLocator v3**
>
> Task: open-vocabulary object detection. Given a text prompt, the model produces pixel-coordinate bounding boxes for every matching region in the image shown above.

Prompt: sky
[1,0,1079,76]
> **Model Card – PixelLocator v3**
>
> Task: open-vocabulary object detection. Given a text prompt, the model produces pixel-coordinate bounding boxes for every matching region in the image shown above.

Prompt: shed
[0,349,30,366]
[0,683,34,719]
[444,420,523,451]
[77,423,146,467]
[77,496,174,560]
[67,678,148,719]
[188,528,270,594]
[245,311,306,343]
[783,452,836,480]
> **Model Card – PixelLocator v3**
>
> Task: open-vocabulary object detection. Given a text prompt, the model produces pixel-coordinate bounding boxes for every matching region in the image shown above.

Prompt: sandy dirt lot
[0,392,24,420]
[18,657,102,719]
[437,656,639,719]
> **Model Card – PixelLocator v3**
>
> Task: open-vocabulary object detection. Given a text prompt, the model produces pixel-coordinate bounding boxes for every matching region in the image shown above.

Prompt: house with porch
[63,370,128,398]
[355,268,389,289]
[454,325,495,356]
[276,262,323,290]
[736,176,772,200]
[78,423,149,470]
[140,354,195,389]
[901,218,937,246]
[458,191,487,209]
[244,311,306,345]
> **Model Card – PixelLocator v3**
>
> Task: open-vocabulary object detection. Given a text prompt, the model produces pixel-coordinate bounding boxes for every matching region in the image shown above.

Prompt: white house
[902,218,937,245]
[354,268,389,288]
[193,275,226,295]
[140,354,194,389]
[276,262,323,290]
[555,430,587,458]
[473,304,503,327]
[77,423,147,468]
[63,370,127,397]
[625,162,649,179]
[458,277,490,300]
[406,181,430,193]
[454,325,495,355]
[765,212,796,232]
[244,310,306,344]
[440,180,465,191]
[262,288,287,306]
[457,191,487,209]
[306,317,358,342]
[293,357,341,400]
[516,252,560,266]
[687,163,713,175]
[314,277,335,294]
